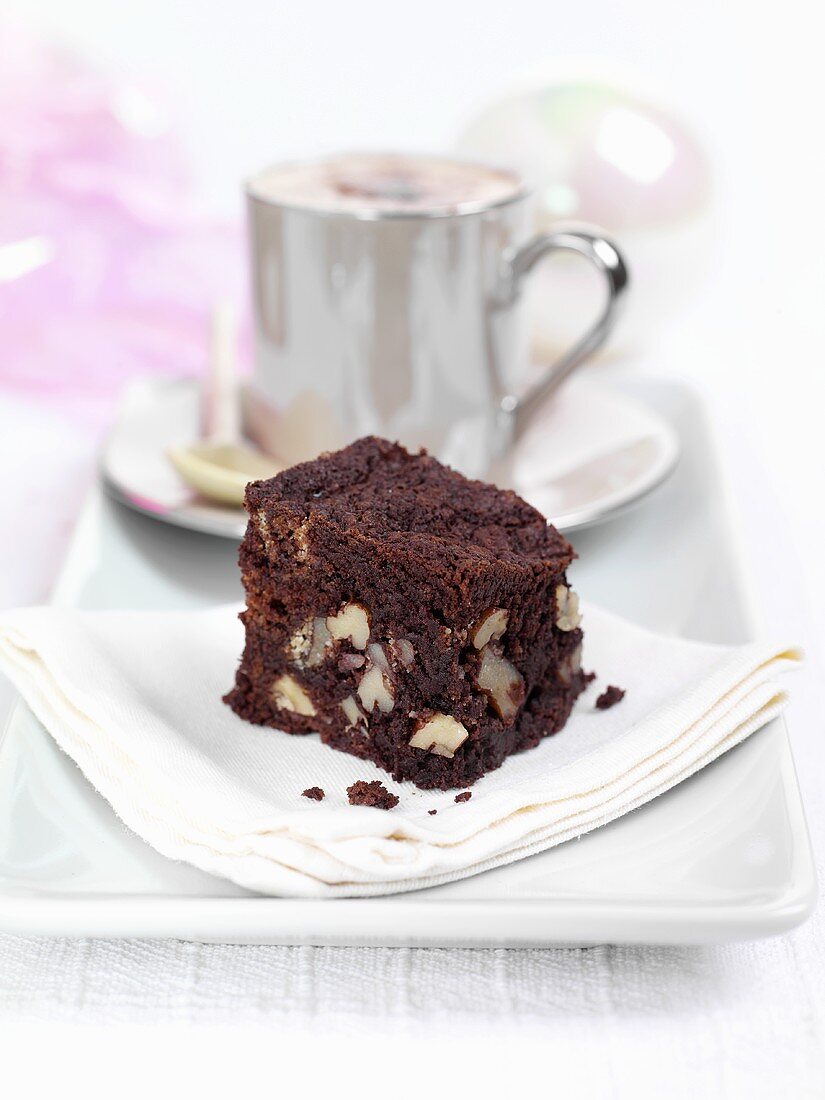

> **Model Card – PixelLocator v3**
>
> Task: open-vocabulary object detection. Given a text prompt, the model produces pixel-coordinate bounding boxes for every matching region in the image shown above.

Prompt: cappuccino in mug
[246,153,626,477]
[248,152,521,215]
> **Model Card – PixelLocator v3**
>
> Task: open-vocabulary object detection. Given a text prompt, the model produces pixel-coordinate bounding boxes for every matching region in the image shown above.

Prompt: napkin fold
[0,603,800,897]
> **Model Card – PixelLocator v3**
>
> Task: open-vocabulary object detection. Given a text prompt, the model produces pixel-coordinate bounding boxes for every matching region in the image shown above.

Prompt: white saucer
[101,375,679,539]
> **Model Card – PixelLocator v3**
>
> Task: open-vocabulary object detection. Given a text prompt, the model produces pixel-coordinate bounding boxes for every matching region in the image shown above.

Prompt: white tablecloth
[1,934,823,1092]
[0,378,823,1097]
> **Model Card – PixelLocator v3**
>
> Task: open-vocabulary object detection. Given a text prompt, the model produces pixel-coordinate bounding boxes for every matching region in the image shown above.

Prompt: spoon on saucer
[168,305,283,506]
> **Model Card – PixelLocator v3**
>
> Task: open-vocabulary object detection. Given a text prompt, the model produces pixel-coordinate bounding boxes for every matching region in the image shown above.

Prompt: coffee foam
[248,154,522,215]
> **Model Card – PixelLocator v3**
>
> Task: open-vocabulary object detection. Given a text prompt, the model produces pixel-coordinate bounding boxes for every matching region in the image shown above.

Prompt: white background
[2,0,825,1095]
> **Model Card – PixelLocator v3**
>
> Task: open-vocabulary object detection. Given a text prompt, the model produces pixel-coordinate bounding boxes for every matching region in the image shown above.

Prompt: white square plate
[0,379,816,945]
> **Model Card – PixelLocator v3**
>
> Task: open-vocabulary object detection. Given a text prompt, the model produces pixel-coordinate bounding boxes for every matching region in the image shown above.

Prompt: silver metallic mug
[245,154,628,478]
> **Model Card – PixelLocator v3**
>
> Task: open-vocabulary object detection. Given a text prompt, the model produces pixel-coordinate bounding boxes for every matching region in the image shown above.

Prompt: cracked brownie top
[246,435,573,568]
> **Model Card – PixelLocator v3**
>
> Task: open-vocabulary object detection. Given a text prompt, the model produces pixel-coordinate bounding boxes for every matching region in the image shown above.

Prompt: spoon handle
[200,303,241,445]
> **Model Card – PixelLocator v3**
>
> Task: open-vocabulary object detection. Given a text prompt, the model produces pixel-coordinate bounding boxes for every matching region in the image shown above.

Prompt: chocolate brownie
[224,437,590,790]
[301,786,325,801]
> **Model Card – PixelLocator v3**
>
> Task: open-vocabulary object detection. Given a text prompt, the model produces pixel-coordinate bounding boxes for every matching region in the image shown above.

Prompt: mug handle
[497,228,629,443]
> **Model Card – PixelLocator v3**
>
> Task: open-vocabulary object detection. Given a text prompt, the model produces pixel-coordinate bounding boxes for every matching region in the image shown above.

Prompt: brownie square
[224,437,589,790]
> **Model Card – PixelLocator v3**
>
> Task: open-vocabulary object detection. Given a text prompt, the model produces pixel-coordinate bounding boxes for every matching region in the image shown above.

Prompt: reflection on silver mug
[245,152,627,478]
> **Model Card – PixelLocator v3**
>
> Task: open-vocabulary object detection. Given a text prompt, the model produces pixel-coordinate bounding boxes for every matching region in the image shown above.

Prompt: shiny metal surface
[246,157,628,478]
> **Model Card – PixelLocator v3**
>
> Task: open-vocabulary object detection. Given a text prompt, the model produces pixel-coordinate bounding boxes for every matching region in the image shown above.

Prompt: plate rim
[0,706,816,945]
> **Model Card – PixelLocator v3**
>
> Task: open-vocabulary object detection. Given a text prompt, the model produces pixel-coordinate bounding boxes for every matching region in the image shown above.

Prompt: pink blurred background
[0,22,248,430]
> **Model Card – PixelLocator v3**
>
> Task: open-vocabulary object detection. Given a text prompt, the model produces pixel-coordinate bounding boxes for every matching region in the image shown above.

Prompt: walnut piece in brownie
[301,786,325,801]
[454,791,472,803]
[596,685,625,710]
[224,436,591,790]
[347,780,399,810]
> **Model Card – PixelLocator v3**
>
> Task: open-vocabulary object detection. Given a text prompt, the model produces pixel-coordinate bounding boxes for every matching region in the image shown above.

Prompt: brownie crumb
[428,809,438,816]
[347,780,399,810]
[595,685,625,710]
[454,791,472,803]
[302,786,325,801]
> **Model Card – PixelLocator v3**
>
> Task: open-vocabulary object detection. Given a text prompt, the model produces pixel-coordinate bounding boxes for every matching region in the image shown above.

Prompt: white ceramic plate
[99,374,680,539]
[0,378,815,945]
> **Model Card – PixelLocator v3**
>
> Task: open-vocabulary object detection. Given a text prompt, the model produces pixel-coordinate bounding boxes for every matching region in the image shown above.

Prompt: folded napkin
[0,603,799,897]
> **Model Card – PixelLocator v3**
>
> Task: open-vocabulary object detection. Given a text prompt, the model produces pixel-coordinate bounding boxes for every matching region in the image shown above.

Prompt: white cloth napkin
[0,603,799,897]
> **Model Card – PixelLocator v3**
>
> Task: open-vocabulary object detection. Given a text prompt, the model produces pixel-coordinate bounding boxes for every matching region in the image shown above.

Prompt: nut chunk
[471,608,509,649]
[410,712,469,759]
[271,674,316,716]
[326,601,371,650]
[473,645,524,722]
[556,585,582,631]
[357,644,395,714]
[224,437,589,791]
